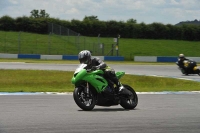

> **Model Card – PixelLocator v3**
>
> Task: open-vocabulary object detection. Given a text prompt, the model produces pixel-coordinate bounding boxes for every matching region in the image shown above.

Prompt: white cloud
[148,0,166,5]
[8,0,18,4]
[170,0,179,5]
[65,8,79,14]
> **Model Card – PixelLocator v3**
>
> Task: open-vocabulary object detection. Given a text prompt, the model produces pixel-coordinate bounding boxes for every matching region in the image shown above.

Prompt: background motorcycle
[176,60,200,76]
[71,64,138,111]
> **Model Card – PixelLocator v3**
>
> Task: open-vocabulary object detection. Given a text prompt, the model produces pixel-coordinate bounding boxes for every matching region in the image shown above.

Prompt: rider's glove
[91,66,100,71]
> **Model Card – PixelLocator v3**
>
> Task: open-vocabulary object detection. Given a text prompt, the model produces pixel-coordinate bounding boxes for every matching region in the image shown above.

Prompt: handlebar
[86,68,100,72]
[86,69,92,72]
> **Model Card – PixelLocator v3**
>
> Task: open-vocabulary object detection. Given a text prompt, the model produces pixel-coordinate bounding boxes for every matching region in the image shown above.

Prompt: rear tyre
[73,87,96,111]
[120,85,138,110]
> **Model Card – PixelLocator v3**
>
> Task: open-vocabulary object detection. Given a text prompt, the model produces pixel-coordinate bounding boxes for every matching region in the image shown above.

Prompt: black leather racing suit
[177,58,189,69]
[85,57,120,88]
[177,58,197,74]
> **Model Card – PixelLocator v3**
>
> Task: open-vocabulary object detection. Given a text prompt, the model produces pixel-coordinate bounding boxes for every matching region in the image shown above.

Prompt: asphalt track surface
[0,62,200,133]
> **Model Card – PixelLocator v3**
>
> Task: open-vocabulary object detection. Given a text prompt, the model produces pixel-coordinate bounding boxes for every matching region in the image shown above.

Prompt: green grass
[124,75,200,92]
[0,31,78,55]
[117,38,200,60]
[0,70,74,92]
[1,31,200,60]
[1,69,200,92]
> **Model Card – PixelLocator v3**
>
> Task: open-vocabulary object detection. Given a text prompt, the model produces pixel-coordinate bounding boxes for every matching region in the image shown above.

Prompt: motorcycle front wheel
[73,86,96,111]
[120,85,138,110]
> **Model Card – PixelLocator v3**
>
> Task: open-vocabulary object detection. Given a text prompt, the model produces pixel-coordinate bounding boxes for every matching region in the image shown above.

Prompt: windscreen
[74,64,87,74]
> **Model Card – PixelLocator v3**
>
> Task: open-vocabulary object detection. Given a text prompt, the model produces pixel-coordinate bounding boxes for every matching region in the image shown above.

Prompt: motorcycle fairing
[193,66,198,71]
[72,64,126,93]
[72,64,108,93]
[83,71,108,93]
[116,71,125,79]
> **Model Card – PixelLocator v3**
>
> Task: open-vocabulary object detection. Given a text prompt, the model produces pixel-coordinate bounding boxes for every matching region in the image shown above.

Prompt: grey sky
[0,0,199,24]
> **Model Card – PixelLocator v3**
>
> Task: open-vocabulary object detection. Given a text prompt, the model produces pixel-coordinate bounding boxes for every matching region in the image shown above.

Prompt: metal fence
[0,23,119,56]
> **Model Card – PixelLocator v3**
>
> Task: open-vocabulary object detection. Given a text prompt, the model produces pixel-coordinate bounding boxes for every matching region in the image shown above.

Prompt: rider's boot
[110,75,132,95]
[117,82,132,96]
[180,68,185,74]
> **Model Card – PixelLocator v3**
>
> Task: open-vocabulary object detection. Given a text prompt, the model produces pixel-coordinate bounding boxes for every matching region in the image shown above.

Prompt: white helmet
[179,54,185,58]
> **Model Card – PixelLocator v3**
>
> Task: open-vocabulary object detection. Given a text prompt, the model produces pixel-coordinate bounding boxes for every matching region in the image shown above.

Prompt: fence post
[116,34,120,56]
[60,26,61,35]
[77,33,80,52]
[18,31,21,54]
[102,43,104,55]
[111,44,114,56]
[52,23,53,34]
[93,43,95,55]
[67,29,69,42]
[48,32,51,55]
[35,39,37,54]
[4,31,6,53]
[84,37,85,50]
[98,34,100,45]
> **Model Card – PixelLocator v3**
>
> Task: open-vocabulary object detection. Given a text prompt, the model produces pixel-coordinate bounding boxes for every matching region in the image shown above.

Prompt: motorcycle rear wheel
[73,87,96,111]
[120,85,138,109]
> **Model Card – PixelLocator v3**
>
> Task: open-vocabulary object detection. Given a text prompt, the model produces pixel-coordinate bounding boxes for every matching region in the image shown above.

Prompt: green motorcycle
[71,64,138,111]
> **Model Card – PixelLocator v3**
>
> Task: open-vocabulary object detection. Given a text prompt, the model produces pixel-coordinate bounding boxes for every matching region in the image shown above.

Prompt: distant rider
[78,50,130,95]
[177,54,199,75]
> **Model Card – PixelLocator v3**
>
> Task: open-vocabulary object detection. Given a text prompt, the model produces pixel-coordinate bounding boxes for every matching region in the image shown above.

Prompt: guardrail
[0,54,124,61]
[1,54,200,62]
[134,56,200,63]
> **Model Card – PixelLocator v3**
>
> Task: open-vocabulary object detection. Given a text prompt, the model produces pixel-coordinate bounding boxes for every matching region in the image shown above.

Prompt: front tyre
[73,86,96,111]
[120,85,138,109]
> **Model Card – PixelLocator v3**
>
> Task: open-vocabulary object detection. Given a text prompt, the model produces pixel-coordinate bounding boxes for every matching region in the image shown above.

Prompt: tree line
[0,15,200,41]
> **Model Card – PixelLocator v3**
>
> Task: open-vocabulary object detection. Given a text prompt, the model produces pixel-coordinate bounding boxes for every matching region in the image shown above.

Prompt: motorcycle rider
[177,54,199,75]
[78,50,130,95]
[177,54,189,73]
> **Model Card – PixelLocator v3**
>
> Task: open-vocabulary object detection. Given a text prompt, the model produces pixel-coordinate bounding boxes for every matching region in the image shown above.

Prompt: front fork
[84,82,90,97]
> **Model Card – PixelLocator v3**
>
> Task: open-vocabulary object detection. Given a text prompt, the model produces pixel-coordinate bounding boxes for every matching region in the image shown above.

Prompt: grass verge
[1,31,200,60]
[0,69,200,92]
